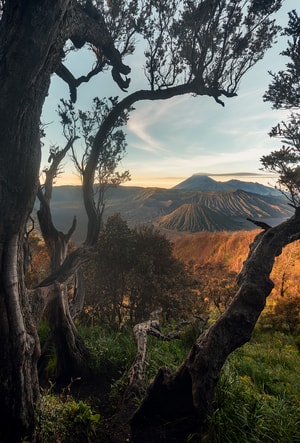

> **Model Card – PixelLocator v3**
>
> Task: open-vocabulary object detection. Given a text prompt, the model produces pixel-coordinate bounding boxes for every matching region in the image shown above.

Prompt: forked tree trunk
[131,210,300,442]
[0,1,129,438]
[37,151,91,381]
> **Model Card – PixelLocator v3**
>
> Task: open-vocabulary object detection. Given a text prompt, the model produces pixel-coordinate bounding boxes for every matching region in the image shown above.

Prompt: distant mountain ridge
[173,174,278,196]
[43,175,292,242]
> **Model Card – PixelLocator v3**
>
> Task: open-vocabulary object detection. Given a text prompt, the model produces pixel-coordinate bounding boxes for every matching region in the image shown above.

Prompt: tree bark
[0,234,41,442]
[126,314,163,401]
[39,283,90,381]
[0,2,69,439]
[69,268,86,319]
[131,209,300,442]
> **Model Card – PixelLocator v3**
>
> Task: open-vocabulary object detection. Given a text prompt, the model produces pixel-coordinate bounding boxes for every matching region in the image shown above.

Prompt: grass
[205,330,300,443]
[36,323,300,442]
[146,334,187,380]
[78,325,137,376]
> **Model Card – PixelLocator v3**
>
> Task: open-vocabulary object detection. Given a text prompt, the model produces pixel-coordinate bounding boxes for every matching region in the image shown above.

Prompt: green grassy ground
[36,326,300,442]
[204,330,300,442]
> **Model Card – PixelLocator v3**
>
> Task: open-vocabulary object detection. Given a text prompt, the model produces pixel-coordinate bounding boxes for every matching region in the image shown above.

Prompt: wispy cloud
[125,142,273,177]
[127,118,164,153]
[127,98,186,153]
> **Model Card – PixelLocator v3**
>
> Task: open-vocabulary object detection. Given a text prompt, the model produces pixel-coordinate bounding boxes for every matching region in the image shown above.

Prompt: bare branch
[37,246,93,288]
[246,218,272,230]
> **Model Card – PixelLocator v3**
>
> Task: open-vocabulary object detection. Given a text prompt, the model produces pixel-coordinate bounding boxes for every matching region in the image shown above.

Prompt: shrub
[273,296,300,333]
[36,393,102,443]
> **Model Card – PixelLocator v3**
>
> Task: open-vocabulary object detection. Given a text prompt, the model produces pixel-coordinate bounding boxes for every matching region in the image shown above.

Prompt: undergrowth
[35,390,102,443]
[204,330,300,442]
[78,325,137,376]
[36,323,300,442]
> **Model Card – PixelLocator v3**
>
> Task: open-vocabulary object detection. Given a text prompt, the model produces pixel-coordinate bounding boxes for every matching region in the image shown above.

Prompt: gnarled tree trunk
[131,210,300,442]
[40,283,90,380]
[37,141,91,381]
[0,0,129,438]
[0,2,69,439]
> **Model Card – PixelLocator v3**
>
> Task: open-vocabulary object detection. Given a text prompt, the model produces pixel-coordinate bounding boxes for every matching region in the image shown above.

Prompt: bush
[258,296,300,333]
[36,393,102,443]
[273,296,300,333]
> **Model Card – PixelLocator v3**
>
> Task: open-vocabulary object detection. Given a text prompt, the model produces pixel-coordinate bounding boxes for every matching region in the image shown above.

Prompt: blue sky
[42,0,296,189]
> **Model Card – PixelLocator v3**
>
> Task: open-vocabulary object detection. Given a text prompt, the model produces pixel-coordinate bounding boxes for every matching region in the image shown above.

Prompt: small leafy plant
[36,392,102,443]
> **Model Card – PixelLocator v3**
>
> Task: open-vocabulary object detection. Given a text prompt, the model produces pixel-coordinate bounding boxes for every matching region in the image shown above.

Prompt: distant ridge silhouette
[172,174,278,196]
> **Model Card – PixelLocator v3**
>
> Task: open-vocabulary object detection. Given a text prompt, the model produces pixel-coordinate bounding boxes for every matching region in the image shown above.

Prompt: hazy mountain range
[39,175,292,242]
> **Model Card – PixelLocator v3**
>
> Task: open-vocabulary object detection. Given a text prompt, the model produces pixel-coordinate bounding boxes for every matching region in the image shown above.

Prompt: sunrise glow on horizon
[54,171,278,190]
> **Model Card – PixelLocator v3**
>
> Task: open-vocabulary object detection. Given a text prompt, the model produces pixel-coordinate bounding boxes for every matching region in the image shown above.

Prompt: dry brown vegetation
[173,230,300,300]
[173,230,258,272]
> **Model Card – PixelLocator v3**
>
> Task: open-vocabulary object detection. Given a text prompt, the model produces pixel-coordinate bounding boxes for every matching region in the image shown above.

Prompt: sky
[42,0,297,189]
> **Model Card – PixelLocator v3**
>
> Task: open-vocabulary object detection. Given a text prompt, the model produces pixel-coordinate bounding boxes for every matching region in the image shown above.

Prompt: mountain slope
[225,179,276,196]
[193,190,289,218]
[155,189,291,233]
[157,203,243,232]
[173,175,225,191]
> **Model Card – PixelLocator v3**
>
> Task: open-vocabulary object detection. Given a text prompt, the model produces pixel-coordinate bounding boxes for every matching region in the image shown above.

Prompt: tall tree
[0,1,130,440]
[37,97,131,379]
[0,1,284,440]
[58,96,131,238]
[80,0,282,248]
[36,137,92,381]
[130,10,300,442]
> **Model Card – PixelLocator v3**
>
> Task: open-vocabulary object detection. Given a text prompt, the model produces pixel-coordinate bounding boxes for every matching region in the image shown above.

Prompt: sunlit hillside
[173,230,300,299]
[173,230,258,272]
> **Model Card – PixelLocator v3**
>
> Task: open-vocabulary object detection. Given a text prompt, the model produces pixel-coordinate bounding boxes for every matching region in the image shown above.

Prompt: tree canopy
[264,9,300,109]
[84,214,197,328]
[261,10,300,206]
